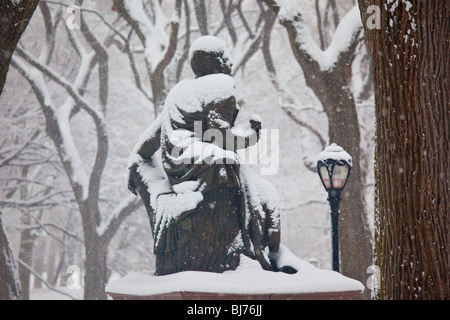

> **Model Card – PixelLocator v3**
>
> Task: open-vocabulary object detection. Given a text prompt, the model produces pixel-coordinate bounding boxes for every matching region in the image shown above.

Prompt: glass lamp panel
[320,165,331,189]
[332,164,348,189]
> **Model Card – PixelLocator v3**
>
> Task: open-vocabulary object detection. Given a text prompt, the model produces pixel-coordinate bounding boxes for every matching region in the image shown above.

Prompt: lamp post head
[316,143,352,194]
[316,143,351,273]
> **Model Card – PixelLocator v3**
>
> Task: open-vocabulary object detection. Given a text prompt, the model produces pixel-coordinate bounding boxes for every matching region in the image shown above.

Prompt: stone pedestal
[107,290,362,300]
[106,258,364,300]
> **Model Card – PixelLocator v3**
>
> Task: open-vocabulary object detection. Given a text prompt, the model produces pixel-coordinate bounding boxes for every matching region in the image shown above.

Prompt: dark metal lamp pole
[317,143,352,272]
[328,190,341,272]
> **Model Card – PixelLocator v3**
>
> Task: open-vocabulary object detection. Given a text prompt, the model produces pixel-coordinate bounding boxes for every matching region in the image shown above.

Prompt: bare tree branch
[192,0,208,35]
[19,221,83,243]
[176,0,192,82]
[328,0,340,28]
[0,130,40,169]
[98,195,142,249]
[315,0,325,50]
[1,190,70,208]
[16,258,78,300]
[236,0,254,39]
[260,7,326,148]
[123,29,153,102]
[152,0,182,84]
[282,106,327,148]
[220,0,237,44]
[38,2,60,65]
[113,0,183,113]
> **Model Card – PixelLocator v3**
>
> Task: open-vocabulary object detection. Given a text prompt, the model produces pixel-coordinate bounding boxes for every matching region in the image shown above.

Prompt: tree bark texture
[0,0,40,94]
[0,213,22,300]
[18,218,38,300]
[80,202,108,300]
[358,0,449,299]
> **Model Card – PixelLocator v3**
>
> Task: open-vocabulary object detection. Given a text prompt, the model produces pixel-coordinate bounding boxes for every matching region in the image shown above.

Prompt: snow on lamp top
[317,143,352,167]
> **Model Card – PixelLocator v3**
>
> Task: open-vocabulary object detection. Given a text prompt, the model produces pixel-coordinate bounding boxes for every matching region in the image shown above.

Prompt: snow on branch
[14,46,110,204]
[15,47,105,126]
[263,0,364,71]
[119,0,182,74]
[11,53,89,202]
[231,12,265,75]
[113,0,182,113]
[260,9,326,148]
[152,0,182,80]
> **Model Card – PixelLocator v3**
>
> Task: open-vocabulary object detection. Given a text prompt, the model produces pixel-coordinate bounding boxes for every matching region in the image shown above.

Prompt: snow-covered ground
[30,288,83,301]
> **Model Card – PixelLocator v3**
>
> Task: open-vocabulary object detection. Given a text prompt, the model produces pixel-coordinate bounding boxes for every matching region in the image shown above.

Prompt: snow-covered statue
[127,36,296,276]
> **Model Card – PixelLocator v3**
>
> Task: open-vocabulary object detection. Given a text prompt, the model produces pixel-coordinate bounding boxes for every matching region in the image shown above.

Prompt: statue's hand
[128,171,138,195]
[249,114,262,140]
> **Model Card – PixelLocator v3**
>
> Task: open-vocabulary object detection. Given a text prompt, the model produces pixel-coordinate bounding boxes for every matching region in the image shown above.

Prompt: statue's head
[189,36,233,77]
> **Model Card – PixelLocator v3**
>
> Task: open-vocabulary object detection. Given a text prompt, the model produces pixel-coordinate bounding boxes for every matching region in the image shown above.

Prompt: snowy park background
[0,0,375,299]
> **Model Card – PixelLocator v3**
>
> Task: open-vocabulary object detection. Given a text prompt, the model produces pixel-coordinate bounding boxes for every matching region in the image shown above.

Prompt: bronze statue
[128,36,295,275]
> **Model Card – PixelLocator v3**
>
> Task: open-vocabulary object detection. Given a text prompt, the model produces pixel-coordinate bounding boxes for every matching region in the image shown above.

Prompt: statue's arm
[204,97,262,152]
[136,126,161,160]
[127,116,162,195]
[230,114,262,151]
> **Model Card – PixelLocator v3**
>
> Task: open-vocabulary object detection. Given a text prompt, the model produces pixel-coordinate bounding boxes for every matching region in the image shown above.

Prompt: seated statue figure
[127,36,296,276]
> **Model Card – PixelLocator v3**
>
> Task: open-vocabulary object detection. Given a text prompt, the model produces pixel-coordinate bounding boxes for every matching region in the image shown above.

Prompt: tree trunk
[17,167,38,300]
[0,0,40,94]
[18,221,37,299]
[81,204,108,300]
[0,212,22,300]
[358,0,449,299]
[83,240,108,300]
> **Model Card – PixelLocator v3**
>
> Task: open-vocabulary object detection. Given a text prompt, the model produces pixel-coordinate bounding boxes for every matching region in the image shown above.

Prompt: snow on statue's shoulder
[195,73,236,105]
[164,78,202,118]
[164,74,236,123]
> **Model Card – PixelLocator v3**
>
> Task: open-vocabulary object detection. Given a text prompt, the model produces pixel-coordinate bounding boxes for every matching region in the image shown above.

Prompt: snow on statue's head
[189,36,233,78]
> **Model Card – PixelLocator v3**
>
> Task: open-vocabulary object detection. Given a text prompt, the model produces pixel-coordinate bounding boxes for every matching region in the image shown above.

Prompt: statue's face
[190,50,233,77]
[220,54,233,75]
[189,36,234,77]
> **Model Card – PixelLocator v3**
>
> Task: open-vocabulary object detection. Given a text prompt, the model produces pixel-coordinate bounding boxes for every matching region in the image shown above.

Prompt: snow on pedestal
[106,255,364,300]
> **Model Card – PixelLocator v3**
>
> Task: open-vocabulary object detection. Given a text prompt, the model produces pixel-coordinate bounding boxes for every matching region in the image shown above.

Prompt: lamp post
[317,143,352,272]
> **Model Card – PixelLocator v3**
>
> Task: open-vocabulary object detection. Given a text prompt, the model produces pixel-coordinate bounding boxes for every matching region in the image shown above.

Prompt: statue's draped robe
[128,74,280,275]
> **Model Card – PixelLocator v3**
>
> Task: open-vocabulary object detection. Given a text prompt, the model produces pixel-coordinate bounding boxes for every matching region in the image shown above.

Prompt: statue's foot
[269,244,319,274]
